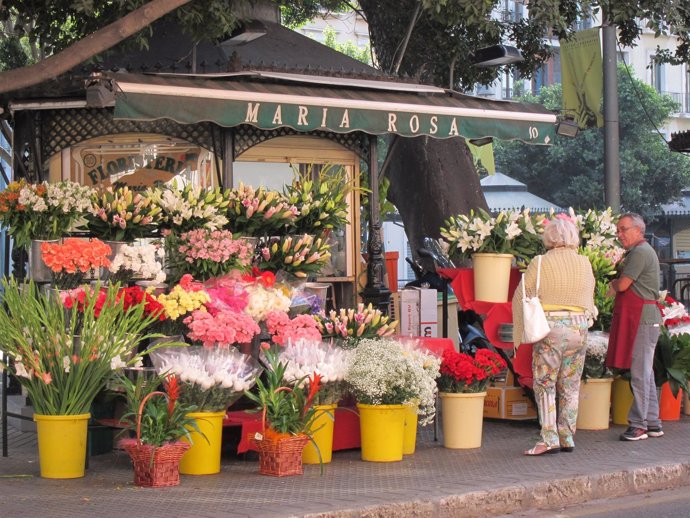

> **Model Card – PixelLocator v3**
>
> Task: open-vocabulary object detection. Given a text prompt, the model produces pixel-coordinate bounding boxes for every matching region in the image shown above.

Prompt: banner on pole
[560,28,604,129]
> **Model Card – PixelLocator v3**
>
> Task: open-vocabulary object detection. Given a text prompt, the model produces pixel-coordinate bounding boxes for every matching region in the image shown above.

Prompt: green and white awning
[111,72,556,144]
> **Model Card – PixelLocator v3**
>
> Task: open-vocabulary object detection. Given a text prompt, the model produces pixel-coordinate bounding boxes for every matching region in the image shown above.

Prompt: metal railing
[660,91,690,113]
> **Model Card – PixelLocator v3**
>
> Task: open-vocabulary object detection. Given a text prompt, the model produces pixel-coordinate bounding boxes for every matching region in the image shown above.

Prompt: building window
[651,56,664,92]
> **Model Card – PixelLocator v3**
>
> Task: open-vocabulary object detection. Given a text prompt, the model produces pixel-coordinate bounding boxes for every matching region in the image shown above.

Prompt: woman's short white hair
[542,218,580,249]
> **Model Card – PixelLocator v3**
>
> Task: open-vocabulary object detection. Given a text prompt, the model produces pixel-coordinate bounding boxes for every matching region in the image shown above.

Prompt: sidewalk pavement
[2,415,690,518]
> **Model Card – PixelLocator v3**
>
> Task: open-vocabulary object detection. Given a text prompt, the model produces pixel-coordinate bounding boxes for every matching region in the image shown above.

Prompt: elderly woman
[512,217,596,456]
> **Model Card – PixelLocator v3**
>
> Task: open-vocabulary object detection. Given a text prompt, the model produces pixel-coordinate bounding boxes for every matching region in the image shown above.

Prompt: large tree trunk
[0,0,192,95]
[385,136,488,263]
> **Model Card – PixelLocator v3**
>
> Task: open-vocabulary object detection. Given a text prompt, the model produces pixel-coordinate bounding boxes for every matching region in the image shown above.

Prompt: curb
[304,461,690,518]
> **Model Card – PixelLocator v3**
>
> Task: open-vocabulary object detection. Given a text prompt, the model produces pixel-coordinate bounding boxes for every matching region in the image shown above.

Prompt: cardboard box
[483,386,538,420]
[400,288,420,336]
[399,287,438,337]
[419,288,438,339]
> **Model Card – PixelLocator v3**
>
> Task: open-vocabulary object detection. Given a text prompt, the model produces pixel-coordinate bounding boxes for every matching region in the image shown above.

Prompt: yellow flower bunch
[156,285,210,321]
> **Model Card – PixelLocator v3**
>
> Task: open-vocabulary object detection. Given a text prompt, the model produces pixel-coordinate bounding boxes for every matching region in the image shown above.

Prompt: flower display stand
[439,392,486,449]
[302,404,337,465]
[357,403,405,462]
[179,410,226,475]
[577,378,613,430]
[34,413,90,479]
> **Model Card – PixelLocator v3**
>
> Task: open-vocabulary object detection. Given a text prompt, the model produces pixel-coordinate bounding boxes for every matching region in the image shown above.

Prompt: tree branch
[0,0,192,95]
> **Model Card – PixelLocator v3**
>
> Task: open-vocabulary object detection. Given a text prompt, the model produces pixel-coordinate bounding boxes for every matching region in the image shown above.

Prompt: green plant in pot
[654,327,690,397]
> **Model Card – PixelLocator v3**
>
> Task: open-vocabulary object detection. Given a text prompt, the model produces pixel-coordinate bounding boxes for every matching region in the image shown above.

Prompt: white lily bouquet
[149,346,261,412]
[276,339,351,405]
[107,242,166,285]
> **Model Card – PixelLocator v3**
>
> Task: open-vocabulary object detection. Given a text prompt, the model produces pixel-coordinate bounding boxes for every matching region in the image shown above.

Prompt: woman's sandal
[560,446,575,453]
[524,442,560,456]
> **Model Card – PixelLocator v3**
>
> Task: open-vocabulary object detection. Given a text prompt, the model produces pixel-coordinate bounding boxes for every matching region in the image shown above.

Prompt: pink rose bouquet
[184,309,260,348]
[264,310,321,346]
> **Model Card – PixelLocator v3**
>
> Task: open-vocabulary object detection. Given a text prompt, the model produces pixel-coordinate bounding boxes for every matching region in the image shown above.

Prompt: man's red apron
[606,289,658,369]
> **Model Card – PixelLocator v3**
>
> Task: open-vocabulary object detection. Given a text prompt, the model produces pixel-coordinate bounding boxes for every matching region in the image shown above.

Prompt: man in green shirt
[606,213,663,441]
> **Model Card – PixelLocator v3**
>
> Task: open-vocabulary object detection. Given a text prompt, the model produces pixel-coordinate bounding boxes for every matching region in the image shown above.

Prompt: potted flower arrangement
[283,164,354,235]
[440,208,546,302]
[0,279,159,478]
[437,347,506,449]
[0,180,95,281]
[225,182,298,237]
[396,339,442,454]
[276,339,351,464]
[577,331,614,430]
[149,346,261,475]
[344,337,424,462]
[167,228,254,283]
[257,233,331,279]
[244,347,322,476]
[40,238,112,290]
[146,182,230,234]
[316,303,399,347]
[106,242,167,285]
[0,179,94,248]
[88,184,162,244]
[117,372,201,487]
[654,327,690,421]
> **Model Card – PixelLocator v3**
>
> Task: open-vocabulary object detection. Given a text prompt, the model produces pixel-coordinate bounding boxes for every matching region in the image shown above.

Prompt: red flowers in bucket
[438,348,507,393]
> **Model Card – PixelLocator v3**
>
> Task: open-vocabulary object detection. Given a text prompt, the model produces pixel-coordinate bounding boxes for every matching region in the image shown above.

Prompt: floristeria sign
[112,75,557,145]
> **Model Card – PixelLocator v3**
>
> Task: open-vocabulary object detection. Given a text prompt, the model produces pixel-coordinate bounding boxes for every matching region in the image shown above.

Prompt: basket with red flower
[244,347,322,476]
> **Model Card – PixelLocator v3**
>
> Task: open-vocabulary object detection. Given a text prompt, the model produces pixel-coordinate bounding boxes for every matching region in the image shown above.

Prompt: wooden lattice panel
[233,124,369,160]
[40,108,219,161]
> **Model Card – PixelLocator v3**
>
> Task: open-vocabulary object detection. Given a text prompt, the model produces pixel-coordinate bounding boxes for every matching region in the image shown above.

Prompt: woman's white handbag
[521,255,551,343]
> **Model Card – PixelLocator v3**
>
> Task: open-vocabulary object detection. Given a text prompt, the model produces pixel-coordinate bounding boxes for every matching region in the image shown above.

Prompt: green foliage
[321,25,371,65]
[654,327,690,397]
[117,372,203,447]
[0,35,30,71]
[243,347,318,435]
[0,280,159,415]
[494,65,690,215]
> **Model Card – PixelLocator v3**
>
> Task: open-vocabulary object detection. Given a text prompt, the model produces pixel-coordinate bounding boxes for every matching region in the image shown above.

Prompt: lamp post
[602,10,621,212]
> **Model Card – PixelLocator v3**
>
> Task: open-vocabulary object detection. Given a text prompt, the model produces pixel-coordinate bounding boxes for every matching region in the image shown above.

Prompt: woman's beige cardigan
[511,247,596,348]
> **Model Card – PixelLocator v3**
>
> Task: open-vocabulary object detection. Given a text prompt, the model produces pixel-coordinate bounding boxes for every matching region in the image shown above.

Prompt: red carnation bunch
[438,348,507,393]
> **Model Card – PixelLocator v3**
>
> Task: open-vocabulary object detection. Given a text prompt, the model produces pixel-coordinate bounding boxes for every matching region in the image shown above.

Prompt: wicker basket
[251,433,310,477]
[120,391,190,487]
[250,394,310,477]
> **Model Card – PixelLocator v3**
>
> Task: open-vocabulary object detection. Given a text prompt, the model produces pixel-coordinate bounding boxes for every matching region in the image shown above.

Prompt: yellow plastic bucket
[179,410,226,475]
[471,253,513,303]
[577,378,613,430]
[440,392,486,449]
[302,404,336,464]
[611,378,633,425]
[357,403,405,462]
[403,403,419,455]
[34,413,90,479]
